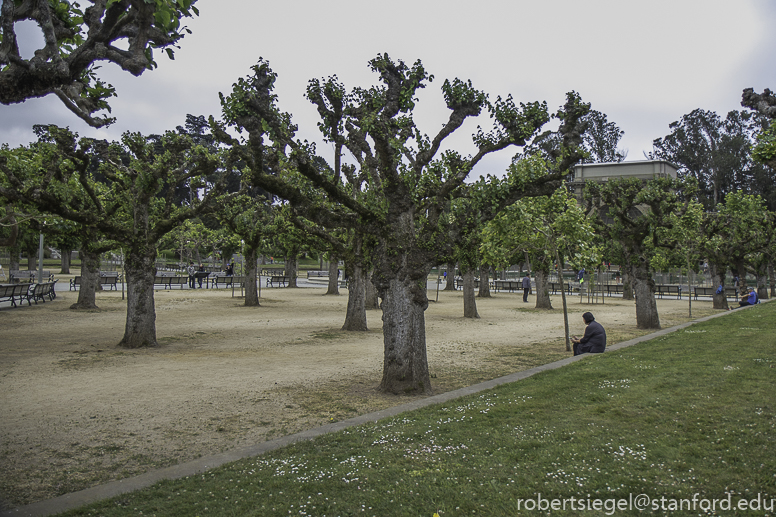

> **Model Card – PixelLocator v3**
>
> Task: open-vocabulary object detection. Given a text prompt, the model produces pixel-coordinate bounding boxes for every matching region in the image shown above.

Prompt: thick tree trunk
[443,262,456,291]
[365,268,379,310]
[478,265,491,298]
[379,277,431,395]
[342,261,368,331]
[70,247,100,310]
[756,272,768,300]
[534,268,553,309]
[9,244,20,271]
[119,249,158,348]
[244,246,260,307]
[286,254,299,288]
[326,259,339,295]
[463,269,480,319]
[60,248,72,274]
[27,254,36,271]
[769,262,776,298]
[712,268,729,310]
[633,266,660,329]
[621,266,634,301]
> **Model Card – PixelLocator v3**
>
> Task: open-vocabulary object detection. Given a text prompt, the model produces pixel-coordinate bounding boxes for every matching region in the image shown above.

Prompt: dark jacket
[577,320,606,354]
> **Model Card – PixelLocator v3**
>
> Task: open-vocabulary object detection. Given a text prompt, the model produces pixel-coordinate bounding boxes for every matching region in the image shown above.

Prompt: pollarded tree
[217,191,274,306]
[1,125,222,346]
[0,0,198,127]
[216,56,589,394]
[0,134,117,309]
[586,177,695,329]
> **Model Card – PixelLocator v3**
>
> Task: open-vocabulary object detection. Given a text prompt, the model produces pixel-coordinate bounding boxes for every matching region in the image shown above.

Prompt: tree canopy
[0,0,198,127]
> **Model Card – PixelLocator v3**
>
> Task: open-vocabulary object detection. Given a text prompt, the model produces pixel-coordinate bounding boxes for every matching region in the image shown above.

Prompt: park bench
[603,284,624,297]
[493,279,522,292]
[267,275,291,287]
[549,282,576,295]
[655,284,682,299]
[306,270,329,278]
[207,275,246,288]
[10,270,53,283]
[693,286,742,300]
[100,272,121,290]
[159,276,189,289]
[455,278,483,290]
[28,281,58,304]
[693,286,715,299]
[0,283,33,308]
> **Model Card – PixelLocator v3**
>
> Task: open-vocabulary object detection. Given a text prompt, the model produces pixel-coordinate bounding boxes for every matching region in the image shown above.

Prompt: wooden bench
[493,280,522,292]
[153,275,189,289]
[165,276,189,289]
[693,286,740,300]
[0,283,33,308]
[211,275,246,288]
[655,284,682,299]
[306,270,329,278]
[10,270,53,283]
[28,281,58,304]
[549,282,576,295]
[266,275,291,287]
[603,284,624,296]
[100,272,121,290]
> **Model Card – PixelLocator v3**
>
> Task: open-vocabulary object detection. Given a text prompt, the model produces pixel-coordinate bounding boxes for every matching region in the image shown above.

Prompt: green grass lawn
[60,303,776,516]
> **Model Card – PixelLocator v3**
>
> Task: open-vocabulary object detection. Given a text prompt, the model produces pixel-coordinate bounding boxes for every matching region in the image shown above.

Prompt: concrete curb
[2,300,770,517]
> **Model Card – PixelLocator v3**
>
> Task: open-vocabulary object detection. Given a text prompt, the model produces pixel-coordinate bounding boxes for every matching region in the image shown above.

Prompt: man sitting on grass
[571,312,607,356]
[737,287,759,308]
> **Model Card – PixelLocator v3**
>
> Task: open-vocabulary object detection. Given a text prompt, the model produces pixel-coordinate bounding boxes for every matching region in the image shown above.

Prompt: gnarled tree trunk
[633,265,660,329]
[621,266,634,301]
[70,247,100,310]
[119,248,158,348]
[342,261,368,331]
[443,262,456,291]
[463,269,480,319]
[366,268,379,309]
[60,248,72,274]
[285,254,299,287]
[326,258,339,295]
[379,277,431,395]
[9,243,20,271]
[756,272,768,300]
[712,268,729,310]
[534,267,553,309]
[478,265,491,298]
[244,246,260,307]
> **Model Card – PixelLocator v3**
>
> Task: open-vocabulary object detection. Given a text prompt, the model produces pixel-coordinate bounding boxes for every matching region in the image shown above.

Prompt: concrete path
[0,301,768,516]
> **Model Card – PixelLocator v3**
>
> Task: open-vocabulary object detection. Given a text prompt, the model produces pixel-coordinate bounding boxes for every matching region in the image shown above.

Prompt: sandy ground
[0,282,719,509]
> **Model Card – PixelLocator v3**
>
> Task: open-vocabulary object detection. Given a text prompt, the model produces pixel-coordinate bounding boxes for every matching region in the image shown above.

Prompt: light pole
[37,232,45,283]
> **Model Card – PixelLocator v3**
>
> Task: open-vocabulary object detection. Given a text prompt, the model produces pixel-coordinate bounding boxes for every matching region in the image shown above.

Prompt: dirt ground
[0,282,719,510]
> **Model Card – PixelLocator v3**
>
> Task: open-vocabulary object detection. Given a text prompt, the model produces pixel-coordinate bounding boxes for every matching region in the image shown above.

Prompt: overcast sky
[2,0,775,178]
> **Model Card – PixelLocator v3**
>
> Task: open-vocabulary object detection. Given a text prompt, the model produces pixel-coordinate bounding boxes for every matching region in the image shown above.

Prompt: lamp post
[37,232,44,283]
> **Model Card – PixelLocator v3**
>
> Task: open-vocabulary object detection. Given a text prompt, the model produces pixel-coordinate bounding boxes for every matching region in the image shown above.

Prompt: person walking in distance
[522,272,531,303]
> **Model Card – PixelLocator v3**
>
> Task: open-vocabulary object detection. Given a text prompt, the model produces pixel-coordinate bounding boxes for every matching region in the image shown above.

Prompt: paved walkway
[1,301,768,516]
